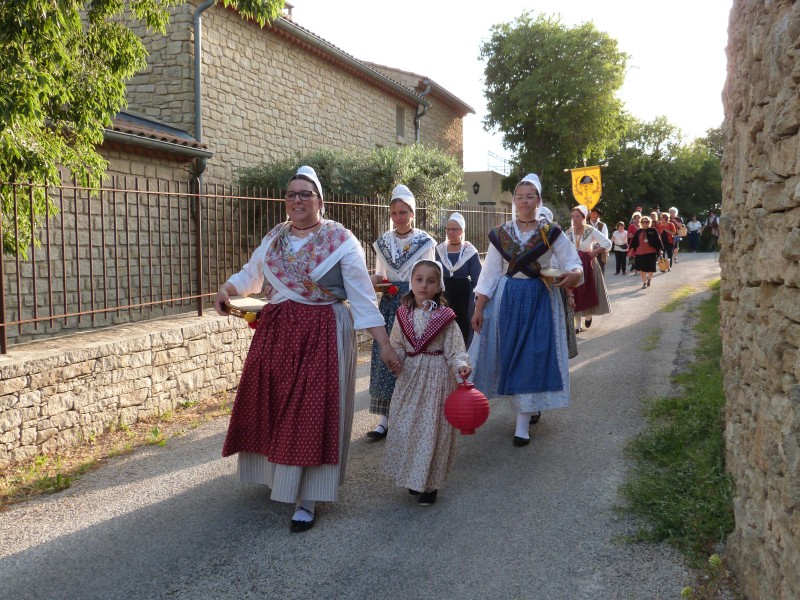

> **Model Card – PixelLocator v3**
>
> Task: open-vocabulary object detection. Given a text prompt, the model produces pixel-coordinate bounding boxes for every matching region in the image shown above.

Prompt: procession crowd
[214,166,719,533]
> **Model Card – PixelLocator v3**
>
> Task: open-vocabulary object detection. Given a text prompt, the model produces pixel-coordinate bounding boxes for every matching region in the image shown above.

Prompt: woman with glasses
[469,174,582,447]
[214,166,401,533]
[367,184,436,441]
[435,212,482,346]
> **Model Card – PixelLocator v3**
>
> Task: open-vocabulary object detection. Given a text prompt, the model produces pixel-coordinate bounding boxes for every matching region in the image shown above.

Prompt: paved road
[0,254,721,600]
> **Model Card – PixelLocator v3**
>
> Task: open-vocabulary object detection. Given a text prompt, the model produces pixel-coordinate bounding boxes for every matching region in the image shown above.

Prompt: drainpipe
[192,0,214,317]
[193,0,215,187]
[414,79,432,143]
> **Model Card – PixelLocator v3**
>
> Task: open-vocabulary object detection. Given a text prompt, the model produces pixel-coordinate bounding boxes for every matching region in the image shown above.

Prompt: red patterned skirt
[573,251,599,313]
[222,301,340,466]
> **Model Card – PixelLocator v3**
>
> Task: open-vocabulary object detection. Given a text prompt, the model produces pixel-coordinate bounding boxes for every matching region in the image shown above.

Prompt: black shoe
[513,436,531,447]
[418,490,438,506]
[409,489,421,496]
[366,424,388,440]
[584,318,592,328]
[290,507,315,533]
[529,412,541,425]
[575,327,582,334]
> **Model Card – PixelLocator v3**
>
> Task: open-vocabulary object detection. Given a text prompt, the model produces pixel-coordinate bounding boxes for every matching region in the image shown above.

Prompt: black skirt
[443,277,473,347]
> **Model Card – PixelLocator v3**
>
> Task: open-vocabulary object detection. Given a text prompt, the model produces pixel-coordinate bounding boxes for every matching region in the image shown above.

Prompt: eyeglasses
[285,190,318,201]
[514,194,539,201]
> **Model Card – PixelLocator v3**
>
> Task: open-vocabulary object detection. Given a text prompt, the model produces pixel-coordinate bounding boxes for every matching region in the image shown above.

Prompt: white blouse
[474,222,583,299]
[565,225,613,253]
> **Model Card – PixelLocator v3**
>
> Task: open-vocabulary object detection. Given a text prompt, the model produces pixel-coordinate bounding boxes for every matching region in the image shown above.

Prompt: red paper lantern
[444,380,490,435]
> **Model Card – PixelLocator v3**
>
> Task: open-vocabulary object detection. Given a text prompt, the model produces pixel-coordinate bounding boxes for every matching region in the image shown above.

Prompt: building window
[396,105,405,144]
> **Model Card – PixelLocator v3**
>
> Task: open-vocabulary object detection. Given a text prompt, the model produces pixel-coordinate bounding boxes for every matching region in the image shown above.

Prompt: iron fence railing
[1,177,510,353]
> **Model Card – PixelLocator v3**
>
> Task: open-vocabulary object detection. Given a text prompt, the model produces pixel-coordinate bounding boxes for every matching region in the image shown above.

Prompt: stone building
[721,1,800,598]
[118,2,474,187]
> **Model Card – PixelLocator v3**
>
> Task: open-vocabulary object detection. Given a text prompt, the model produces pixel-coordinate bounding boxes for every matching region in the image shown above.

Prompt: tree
[0,0,284,255]
[597,117,721,228]
[481,13,628,204]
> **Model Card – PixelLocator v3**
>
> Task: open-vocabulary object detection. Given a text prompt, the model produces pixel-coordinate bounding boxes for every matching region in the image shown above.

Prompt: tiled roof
[107,112,208,151]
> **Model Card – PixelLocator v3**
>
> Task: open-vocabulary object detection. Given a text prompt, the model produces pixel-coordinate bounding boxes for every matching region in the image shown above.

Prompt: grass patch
[0,392,234,510]
[620,278,733,568]
[640,329,662,352]
[662,284,696,313]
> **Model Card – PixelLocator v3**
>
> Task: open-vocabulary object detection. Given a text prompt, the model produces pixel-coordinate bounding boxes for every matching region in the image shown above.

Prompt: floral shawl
[263,221,353,303]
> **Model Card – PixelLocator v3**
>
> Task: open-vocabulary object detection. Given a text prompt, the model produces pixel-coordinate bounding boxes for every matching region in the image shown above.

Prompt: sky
[288,0,733,173]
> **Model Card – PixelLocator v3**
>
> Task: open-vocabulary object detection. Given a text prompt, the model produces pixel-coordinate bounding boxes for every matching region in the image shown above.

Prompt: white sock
[293,500,315,522]
[574,316,581,329]
[375,415,388,430]
[515,412,532,439]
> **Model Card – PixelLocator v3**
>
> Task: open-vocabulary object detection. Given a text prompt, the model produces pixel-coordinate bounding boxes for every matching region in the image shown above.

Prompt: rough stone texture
[0,314,254,467]
[721,1,800,598]
[123,4,465,186]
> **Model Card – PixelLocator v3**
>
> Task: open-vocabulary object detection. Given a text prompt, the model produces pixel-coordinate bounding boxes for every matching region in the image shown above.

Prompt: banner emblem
[570,166,602,209]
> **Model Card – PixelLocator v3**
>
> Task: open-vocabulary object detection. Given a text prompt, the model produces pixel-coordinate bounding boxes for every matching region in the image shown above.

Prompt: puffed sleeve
[550,233,584,287]
[444,321,469,372]
[473,244,504,298]
[591,227,613,251]
[226,233,273,296]
[389,314,407,361]
[341,243,387,330]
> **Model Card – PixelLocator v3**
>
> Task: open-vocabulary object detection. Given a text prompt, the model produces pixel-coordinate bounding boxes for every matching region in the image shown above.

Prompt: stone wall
[0,314,254,467]
[720,1,800,598]
[123,3,445,186]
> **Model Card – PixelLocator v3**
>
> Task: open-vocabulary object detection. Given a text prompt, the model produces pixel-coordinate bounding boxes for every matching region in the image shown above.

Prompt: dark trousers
[688,231,700,251]
[664,242,674,266]
[614,250,627,273]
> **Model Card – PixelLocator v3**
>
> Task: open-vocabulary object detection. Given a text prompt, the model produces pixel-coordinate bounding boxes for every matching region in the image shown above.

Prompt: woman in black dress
[435,212,482,347]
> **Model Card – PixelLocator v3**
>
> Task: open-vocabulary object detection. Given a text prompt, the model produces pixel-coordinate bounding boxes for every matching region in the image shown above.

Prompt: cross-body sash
[488,222,562,278]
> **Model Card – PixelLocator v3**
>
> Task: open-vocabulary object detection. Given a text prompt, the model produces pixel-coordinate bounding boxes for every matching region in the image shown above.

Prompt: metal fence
[0,177,510,353]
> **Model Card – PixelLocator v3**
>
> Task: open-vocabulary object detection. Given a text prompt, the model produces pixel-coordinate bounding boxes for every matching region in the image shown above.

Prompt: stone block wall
[124,3,431,186]
[0,314,254,467]
[720,1,800,598]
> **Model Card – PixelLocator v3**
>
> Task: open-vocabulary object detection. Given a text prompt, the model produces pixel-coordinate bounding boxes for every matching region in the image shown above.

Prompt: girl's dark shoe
[367,424,388,440]
[529,412,541,425]
[584,318,592,328]
[513,436,531,447]
[409,489,421,496]
[418,490,438,506]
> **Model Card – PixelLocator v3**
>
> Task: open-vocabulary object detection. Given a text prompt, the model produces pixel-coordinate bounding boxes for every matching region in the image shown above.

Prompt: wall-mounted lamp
[472,181,480,195]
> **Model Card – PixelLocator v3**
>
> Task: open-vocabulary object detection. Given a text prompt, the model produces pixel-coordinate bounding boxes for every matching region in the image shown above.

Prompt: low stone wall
[0,313,376,468]
[0,314,255,467]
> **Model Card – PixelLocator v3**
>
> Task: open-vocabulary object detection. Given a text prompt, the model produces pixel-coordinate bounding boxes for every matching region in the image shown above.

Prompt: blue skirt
[369,281,410,415]
[469,276,571,413]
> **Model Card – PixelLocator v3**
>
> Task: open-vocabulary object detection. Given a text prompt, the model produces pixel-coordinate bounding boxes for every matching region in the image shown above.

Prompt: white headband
[409,259,446,292]
[391,184,416,214]
[512,173,543,222]
[289,165,324,215]
[447,212,466,232]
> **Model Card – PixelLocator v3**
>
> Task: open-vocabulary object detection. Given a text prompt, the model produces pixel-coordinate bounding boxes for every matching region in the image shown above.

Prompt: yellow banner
[570,166,602,210]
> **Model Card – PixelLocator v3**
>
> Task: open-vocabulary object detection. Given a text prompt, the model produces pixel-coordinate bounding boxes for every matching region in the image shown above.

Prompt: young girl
[382,260,471,506]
